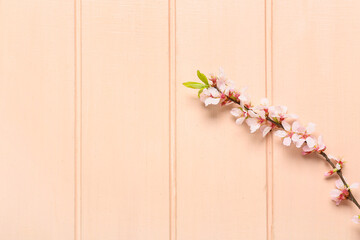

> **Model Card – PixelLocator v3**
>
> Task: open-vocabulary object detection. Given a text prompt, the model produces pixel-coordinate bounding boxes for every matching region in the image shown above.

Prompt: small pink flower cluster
[325,155,345,177]
[331,179,359,205]
[200,68,324,155]
[184,68,360,225]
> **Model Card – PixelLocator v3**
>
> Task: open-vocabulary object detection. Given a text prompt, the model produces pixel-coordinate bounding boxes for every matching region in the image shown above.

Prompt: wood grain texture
[176,0,268,239]
[2,0,360,239]
[0,0,75,239]
[272,1,360,239]
[81,0,170,239]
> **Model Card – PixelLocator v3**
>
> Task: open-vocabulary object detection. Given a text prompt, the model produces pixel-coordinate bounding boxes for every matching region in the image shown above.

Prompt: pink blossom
[268,105,298,123]
[230,107,249,125]
[216,67,234,94]
[219,92,233,106]
[245,108,276,137]
[253,98,270,113]
[245,110,267,134]
[254,99,277,137]
[259,123,274,137]
[302,136,326,155]
[291,122,316,148]
[208,73,217,86]
[274,121,299,146]
[324,155,345,177]
[237,87,251,109]
[352,215,360,224]
[199,87,221,106]
[330,179,359,205]
[245,98,276,137]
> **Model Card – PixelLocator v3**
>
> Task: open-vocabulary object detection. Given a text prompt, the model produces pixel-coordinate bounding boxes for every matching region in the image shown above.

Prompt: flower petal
[352,215,360,224]
[302,145,313,154]
[306,137,316,148]
[258,110,266,119]
[275,130,287,138]
[246,117,257,126]
[246,118,260,133]
[292,121,301,132]
[235,117,245,125]
[292,133,300,142]
[248,111,258,118]
[262,126,272,137]
[318,136,326,150]
[295,138,305,148]
[238,95,248,103]
[250,124,260,133]
[208,87,220,97]
[282,121,291,131]
[330,189,342,198]
[335,163,341,170]
[283,137,292,146]
[230,108,241,117]
[204,97,220,106]
[336,179,345,190]
[349,183,360,189]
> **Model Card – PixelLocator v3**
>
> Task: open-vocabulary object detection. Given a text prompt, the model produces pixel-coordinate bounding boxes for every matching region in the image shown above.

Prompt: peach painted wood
[272,1,360,239]
[176,0,268,239]
[1,0,360,239]
[0,0,75,239]
[81,0,170,239]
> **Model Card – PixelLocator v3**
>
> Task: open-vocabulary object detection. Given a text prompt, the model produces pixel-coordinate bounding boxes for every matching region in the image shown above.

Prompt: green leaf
[197,70,209,85]
[183,82,206,89]
[198,88,205,97]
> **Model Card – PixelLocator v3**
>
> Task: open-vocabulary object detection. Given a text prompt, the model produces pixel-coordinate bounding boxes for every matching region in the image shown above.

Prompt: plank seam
[74,0,82,239]
[168,0,177,240]
[169,0,177,239]
[265,0,274,240]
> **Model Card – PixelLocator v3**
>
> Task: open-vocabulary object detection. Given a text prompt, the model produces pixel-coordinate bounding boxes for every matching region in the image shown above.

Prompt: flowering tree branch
[220,85,360,209]
[183,68,360,224]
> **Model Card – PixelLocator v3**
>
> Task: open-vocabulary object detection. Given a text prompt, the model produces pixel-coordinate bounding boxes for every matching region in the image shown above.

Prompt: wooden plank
[169,0,177,239]
[176,0,268,239]
[272,1,360,239]
[0,0,75,239]
[81,0,170,239]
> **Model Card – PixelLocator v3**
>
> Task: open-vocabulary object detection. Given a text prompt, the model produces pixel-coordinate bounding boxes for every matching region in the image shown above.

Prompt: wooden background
[1,0,360,239]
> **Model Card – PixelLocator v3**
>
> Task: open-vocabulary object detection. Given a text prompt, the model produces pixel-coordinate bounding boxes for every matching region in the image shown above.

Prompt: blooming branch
[183,68,360,224]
